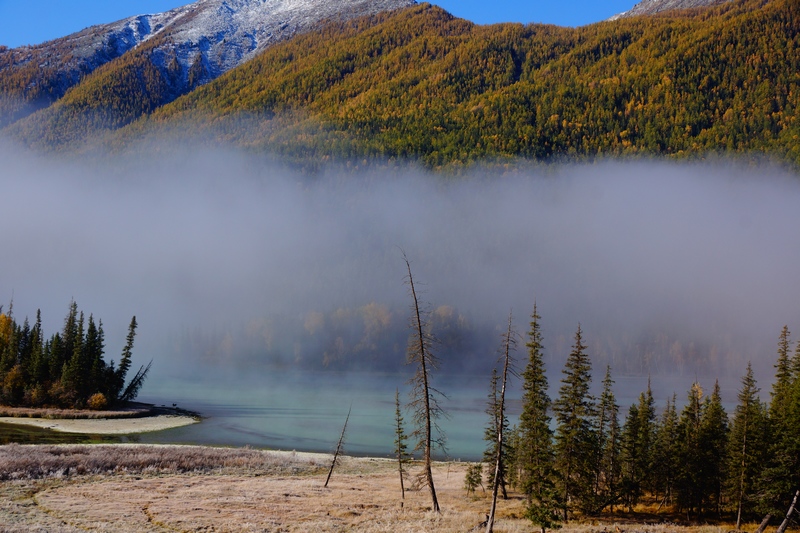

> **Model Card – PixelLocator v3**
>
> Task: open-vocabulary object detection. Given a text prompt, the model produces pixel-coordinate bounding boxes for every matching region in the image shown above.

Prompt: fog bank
[1,141,799,386]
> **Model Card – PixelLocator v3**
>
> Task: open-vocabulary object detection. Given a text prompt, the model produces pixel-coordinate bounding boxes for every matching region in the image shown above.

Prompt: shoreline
[0,413,198,434]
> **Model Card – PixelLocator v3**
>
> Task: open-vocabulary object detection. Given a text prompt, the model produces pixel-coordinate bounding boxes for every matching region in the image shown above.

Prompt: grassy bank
[0,444,769,532]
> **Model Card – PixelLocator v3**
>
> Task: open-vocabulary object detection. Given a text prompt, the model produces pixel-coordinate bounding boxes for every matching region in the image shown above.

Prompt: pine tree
[700,380,729,518]
[620,402,641,511]
[726,363,768,529]
[636,381,657,494]
[114,316,137,401]
[760,326,800,517]
[595,366,620,512]
[394,388,411,505]
[675,382,705,516]
[651,394,679,509]
[770,326,793,421]
[517,304,561,533]
[553,324,596,520]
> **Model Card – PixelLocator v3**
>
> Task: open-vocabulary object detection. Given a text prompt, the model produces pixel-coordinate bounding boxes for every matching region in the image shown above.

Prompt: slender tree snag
[487,311,517,533]
[754,514,773,533]
[404,254,443,513]
[324,405,351,488]
[776,490,799,533]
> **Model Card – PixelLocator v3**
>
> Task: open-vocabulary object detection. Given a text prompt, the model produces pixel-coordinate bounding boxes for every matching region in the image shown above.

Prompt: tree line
[476,310,800,532]
[0,301,150,410]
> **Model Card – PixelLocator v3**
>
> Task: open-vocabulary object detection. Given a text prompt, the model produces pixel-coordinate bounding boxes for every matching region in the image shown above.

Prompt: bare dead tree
[776,489,799,533]
[404,254,446,513]
[324,405,351,488]
[754,514,773,533]
[487,311,519,533]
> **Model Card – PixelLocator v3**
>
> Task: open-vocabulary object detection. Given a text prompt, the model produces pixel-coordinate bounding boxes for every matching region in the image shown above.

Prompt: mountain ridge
[122,0,797,169]
[611,0,735,19]
[3,0,797,169]
[0,0,417,129]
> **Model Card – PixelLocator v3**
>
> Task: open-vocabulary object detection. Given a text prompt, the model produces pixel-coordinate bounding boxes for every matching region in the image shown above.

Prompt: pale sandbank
[0,414,197,434]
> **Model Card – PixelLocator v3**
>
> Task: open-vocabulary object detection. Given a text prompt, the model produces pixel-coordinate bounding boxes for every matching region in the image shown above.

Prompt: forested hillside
[0,0,416,148]
[116,0,799,169]
[3,0,798,168]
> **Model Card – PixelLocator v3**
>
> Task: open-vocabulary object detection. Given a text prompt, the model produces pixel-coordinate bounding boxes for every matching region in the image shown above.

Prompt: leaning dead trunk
[754,514,772,533]
[776,490,799,533]
[324,406,351,488]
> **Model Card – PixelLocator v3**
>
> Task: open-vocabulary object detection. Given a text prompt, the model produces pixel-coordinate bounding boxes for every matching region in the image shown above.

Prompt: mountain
[0,0,416,130]
[107,0,795,169]
[4,0,798,169]
[610,0,734,19]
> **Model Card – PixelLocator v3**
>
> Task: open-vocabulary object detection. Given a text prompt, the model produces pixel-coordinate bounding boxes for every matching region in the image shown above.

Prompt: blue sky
[0,0,635,48]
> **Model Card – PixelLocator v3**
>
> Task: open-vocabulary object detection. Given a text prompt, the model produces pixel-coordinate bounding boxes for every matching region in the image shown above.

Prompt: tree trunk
[754,514,772,533]
[776,490,799,533]
[486,313,515,533]
[405,256,440,513]
[324,406,350,488]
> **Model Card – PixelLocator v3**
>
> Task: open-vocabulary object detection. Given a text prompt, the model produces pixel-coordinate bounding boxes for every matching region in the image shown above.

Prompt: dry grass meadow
[0,444,764,533]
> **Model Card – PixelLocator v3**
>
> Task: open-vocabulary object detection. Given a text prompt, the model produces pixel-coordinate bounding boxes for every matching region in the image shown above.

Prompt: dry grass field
[0,444,762,533]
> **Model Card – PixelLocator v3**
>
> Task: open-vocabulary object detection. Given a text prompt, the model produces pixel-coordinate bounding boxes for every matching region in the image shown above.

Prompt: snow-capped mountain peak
[107,0,417,79]
[610,0,733,19]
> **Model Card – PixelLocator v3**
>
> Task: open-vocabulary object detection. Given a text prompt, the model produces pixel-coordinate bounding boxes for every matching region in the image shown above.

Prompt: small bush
[87,393,108,411]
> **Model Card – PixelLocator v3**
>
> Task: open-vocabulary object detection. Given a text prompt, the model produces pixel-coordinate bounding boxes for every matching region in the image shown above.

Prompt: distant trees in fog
[171,302,760,378]
[483,311,800,529]
[0,301,150,409]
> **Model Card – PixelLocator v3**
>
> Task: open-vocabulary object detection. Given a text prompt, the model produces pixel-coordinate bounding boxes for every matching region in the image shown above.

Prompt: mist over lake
[1,140,799,456]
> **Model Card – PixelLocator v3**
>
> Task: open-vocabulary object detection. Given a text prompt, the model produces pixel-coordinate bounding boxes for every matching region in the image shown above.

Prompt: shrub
[87,393,108,411]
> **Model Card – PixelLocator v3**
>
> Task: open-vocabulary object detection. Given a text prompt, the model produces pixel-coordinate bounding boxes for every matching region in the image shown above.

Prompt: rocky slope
[0,0,416,129]
[610,0,734,19]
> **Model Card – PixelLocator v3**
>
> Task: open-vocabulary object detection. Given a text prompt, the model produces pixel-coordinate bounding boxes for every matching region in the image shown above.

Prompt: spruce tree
[620,402,641,511]
[675,382,705,515]
[770,326,793,422]
[394,388,411,505]
[553,324,596,520]
[635,382,657,496]
[595,366,620,512]
[517,304,560,533]
[760,326,800,517]
[726,363,768,529]
[700,380,729,518]
[114,316,137,400]
[652,395,680,509]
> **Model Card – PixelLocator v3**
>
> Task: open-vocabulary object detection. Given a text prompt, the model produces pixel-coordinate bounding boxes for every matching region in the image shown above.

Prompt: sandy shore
[0,414,197,434]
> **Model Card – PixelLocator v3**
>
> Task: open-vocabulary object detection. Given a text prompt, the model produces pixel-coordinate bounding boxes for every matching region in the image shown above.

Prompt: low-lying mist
[2,139,799,394]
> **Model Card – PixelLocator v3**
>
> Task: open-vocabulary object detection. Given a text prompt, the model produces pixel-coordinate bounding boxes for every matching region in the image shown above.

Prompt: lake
[0,371,745,459]
[134,371,744,461]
